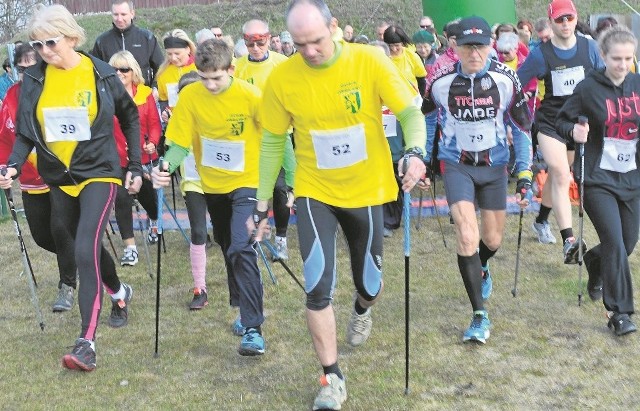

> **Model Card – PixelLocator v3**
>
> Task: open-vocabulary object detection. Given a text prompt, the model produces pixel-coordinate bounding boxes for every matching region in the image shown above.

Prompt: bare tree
[0,0,42,43]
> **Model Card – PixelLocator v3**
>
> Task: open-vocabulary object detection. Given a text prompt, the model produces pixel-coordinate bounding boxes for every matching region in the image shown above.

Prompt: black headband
[164,37,189,49]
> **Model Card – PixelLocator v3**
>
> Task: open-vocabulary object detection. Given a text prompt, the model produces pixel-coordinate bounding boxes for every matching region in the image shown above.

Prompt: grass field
[2,186,640,409]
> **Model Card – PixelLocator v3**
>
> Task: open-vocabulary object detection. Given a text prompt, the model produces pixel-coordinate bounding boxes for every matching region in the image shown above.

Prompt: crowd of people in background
[1,0,640,409]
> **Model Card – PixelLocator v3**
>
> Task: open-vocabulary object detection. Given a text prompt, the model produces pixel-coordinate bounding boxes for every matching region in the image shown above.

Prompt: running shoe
[383,228,393,238]
[563,237,587,265]
[238,328,265,356]
[607,312,637,336]
[52,283,74,312]
[62,338,96,372]
[189,288,208,310]
[584,250,603,301]
[231,314,245,336]
[147,220,159,244]
[463,310,491,344]
[120,247,138,266]
[274,236,289,260]
[108,283,133,328]
[532,221,557,244]
[313,373,347,410]
[346,305,372,347]
[481,267,492,301]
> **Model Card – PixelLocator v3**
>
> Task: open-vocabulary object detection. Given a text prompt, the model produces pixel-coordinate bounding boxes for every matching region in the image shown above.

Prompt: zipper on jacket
[469,75,478,165]
[121,32,125,50]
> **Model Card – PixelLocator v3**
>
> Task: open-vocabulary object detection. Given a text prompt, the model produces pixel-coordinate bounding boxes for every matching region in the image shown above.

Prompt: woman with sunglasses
[108,51,161,266]
[156,29,196,126]
[517,0,604,256]
[0,44,79,313]
[0,4,142,371]
[556,26,640,336]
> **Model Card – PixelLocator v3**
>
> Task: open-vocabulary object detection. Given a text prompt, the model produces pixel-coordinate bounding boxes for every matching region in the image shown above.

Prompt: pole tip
[154,352,160,358]
[404,388,410,395]
[39,323,45,331]
[511,289,517,297]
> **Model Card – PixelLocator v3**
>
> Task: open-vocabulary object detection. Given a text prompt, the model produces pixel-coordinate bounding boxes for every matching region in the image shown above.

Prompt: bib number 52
[332,144,351,155]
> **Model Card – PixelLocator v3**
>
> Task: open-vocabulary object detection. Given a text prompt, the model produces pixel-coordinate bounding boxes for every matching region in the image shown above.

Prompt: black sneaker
[108,283,133,328]
[189,288,208,310]
[62,338,96,371]
[584,250,603,301]
[607,312,637,336]
[563,237,587,265]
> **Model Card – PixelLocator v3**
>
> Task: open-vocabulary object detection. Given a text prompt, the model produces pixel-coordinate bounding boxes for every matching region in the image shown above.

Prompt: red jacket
[0,83,48,192]
[113,83,161,167]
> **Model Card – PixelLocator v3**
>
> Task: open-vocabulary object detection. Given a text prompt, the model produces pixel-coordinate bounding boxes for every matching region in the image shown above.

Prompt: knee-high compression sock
[479,240,497,269]
[323,362,344,380]
[458,253,484,312]
[536,205,552,224]
[190,243,207,291]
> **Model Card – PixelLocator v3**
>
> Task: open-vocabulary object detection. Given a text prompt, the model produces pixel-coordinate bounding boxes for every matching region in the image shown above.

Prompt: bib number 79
[470,134,483,143]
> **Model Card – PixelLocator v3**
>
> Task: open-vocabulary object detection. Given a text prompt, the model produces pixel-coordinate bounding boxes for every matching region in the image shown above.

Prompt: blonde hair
[108,51,144,85]
[27,4,86,48]
[157,29,196,77]
[598,25,637,56]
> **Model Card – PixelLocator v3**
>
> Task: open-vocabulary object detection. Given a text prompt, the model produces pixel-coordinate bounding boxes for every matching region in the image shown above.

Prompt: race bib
[200,138,245,172]
[455,119,497,152]
[382,114,397,137]
[311,124,367,169]
[167,83,179,107]
[43,107,91,143]
[551,66,585,97]
[600,137,637,173]
[182,152,201,181]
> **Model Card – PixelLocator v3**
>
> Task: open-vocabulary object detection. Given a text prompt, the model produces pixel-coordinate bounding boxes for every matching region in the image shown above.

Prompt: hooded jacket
[9,52,142,187]
[556,68,640,197]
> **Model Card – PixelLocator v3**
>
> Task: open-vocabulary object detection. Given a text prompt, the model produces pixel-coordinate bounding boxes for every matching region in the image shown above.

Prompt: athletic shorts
[535,110,575,151]
[442,161,508,210]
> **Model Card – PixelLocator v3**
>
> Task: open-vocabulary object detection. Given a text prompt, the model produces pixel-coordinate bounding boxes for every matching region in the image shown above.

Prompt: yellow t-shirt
[165,78,262,194]
[234,52,288,90]
[156,62,197,106]
[390,48,427,91]
[261,42,419,208]
[37,54,119,197]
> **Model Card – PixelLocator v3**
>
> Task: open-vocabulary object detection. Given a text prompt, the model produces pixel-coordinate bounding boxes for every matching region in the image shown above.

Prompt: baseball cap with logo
[547,0,577,19]
[456,16,491,46]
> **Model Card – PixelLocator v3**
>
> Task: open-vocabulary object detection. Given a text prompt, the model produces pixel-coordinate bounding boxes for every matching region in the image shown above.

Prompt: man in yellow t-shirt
[235,18,295,260]
[151,39,266,357]
[249,1,426,409]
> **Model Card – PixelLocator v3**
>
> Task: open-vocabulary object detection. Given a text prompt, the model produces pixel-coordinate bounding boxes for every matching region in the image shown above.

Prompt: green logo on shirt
[344,91,361,114]
[76,90,92,107]
[231,121,244,136]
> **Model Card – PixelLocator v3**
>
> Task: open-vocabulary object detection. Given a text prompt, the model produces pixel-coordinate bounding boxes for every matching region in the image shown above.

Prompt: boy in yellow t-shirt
[151,39,266,356]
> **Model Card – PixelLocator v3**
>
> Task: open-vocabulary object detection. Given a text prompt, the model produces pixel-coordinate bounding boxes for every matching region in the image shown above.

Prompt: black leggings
[296,197,383,310]
[22,191,77,288]
[114,168,158,240]
[49,183,121,341]
[184,191,209,245]
[272,168,290,237]
[584,186,639,315]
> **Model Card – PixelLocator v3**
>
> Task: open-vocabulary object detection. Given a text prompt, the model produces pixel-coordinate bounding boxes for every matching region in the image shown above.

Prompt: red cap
[547,0,577,19]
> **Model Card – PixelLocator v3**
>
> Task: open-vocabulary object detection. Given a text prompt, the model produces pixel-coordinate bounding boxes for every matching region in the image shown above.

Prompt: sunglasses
[245,38,268,48]
[29,36,63,50]
[553,15,576,24]
[114,67,132,73]
[420,25,433,29]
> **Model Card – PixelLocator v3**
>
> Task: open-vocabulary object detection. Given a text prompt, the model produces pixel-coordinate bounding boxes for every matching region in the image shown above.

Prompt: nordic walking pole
[133,196,154,279]
[256,241,277,285]
[154,159,167,358]
[161,196,189,244]
[1,169,44,330]
[577,116,588,306]
[415,190,423,230]
[261,239,305,292]
[402,155,411,395]
[511,209,524,297]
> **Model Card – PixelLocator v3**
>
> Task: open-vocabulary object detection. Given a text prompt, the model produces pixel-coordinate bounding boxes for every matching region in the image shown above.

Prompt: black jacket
[556,69,640,197]
[91,22,164,86]
[9,52,142,186]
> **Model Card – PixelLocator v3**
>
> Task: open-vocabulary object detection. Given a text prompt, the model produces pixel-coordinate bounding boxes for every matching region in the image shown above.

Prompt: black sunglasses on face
[114,67,132,73]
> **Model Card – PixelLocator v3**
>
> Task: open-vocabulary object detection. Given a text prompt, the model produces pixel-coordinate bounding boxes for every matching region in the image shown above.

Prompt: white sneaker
[313,373,347,410]
[346,306,372,347]
[120,247,138,266]
[274,236,288,260]
[532,221,556,244]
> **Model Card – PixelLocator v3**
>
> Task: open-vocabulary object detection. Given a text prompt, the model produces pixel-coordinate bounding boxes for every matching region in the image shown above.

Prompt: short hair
[2,59,9,71]
[496,32,519,52]
[108,50,145,85]
[195,29,215,44]
[445,19,461,39]
[195,39,233,72]
[369,40,390,56]
[112,0,134,9]
[14,44,37,65]
[285,0,332,27]
[517,19,534,34]
[242,19,269,34]
[494,23,518,39]
[598,25,637,56]
[534,17,550,33]
[383,25,411,46]
[27,4,86,47]
[234,38,248,57]
[178,71,200,93]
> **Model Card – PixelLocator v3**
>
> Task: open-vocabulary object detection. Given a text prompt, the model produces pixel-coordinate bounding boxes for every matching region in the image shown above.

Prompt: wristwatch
[403,147,425,160]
